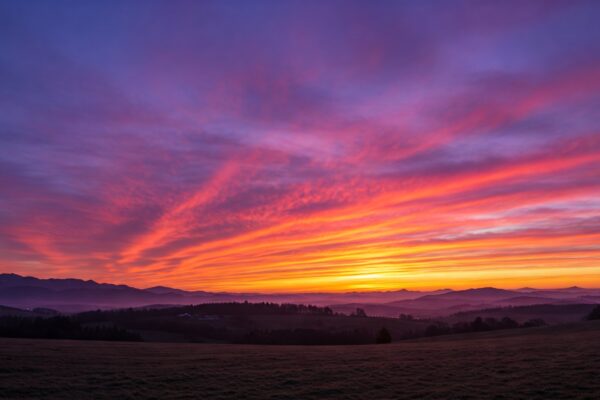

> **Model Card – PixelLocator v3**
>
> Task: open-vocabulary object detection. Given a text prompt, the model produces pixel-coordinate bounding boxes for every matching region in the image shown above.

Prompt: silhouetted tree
[521,318,546,328]
[352,308,367,317]
[586,305,600,320]
[0,316,141,341]
[424,322,450,336]
[470,317,489,332]
[376,327,392,344]
[500,317,519,329]
[399,313,414,321]
[451,321,471,333]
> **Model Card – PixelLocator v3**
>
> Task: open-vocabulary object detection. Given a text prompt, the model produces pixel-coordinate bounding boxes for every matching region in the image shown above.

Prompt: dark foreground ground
[1,321,599,400]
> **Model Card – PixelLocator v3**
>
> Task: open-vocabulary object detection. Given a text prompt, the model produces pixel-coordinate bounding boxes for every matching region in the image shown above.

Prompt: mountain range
[1,273,599,316]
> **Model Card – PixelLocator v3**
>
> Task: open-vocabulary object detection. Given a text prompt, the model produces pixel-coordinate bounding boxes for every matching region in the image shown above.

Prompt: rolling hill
[0,273,442,312]
[331,286,600,318]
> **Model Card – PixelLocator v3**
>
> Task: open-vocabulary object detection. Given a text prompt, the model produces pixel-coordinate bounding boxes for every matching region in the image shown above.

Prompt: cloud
[1,0,599,290]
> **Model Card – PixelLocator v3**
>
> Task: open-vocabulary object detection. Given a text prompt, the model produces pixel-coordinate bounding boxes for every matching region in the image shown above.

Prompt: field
[1,321,599,400]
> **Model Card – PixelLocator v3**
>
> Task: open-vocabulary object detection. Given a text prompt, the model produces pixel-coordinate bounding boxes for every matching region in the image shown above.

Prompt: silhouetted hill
[144,286,190,295]
[0,274,187,311]
[0,273,130,291]
[434,287,519,298]
[446,304,597,325]
[0,302,433,345]
[491,295,558,306]
[0,274,445,313]
[0,300,589,345]
[0,305,36,317]
[333,287,600,317]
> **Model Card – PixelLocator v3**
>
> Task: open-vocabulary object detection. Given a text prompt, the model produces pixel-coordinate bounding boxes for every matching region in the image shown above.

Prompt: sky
[1,0,599,292]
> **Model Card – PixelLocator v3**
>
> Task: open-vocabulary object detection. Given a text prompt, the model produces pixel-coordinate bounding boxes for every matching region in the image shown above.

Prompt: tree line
[0,316,141,341]
[587,305,600,320]
[401,316,546,339]
[3,302,595,345]
[76,302,335,323]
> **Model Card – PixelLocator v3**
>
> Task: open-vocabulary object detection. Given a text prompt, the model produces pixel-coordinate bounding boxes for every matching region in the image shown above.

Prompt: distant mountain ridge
[331,286,600,318]
[0,273,443,312]
[1,273,599,316]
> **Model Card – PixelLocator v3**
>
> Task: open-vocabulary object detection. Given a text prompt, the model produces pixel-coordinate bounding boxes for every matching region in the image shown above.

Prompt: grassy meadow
[1,321,599,399]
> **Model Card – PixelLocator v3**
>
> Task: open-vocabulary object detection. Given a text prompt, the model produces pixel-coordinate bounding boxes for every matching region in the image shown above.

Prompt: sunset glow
[1,1,599,291]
